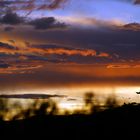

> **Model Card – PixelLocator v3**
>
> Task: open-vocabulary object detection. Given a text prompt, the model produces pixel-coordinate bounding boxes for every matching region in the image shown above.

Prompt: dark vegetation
[0,92,140,138]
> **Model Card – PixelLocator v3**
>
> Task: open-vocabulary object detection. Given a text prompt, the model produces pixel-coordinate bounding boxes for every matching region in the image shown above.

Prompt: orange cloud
[27,47,111,58]
[42,48,97,56]
[120,23,140,31]
[107,65,131,69]
[98,52,110,58]
[0,43,111,58]
[107,64,140,69]
[0,64,42,74]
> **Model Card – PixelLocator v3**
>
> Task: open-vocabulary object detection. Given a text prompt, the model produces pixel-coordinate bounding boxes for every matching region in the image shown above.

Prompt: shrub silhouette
[83,92,101,114]
[0,98,8,120]
[11,99,59,120]
[33,99,58,116]
[84,92,94,106]
[105,95,118,109]
[0,93,123,120]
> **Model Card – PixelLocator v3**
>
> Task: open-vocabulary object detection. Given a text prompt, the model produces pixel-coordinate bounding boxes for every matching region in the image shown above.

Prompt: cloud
[0,41,19,55]
[1,17,140,65]
[0,39,113,75]
[0,12,24,25]
[29,44,111,57]
[107,64,140,69]
[63,17,124,27]
[0,12,67,30]
[67,98,77,101]
[0,40,113,72]
[107,64,131,69]
[121,23,140,31]
[117,0,140,4]
[0,63,10,68]
[134,0,140,4]
[0,0,69,15]
[0,41,110,58]
[37,0,68,10]
[0,93,66,99]
[0,63,42,74]
[29,17,66,30]
[0,42,16,50]
[6,21,138,61]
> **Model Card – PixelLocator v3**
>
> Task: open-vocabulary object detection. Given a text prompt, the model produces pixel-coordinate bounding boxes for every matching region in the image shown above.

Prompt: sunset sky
[0,0,140,102]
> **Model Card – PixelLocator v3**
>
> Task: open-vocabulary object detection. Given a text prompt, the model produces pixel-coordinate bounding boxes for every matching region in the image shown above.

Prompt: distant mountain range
[0,94,67,99]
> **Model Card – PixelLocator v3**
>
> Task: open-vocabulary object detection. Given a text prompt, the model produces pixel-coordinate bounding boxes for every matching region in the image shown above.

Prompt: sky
[0,0,140,94]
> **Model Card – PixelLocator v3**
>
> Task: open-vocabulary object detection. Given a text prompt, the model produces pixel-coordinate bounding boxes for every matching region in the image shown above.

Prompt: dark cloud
[0,63,10,68]
[7,21,139,62]
[0,12,24,25]
[121,23,140,31]
[0,42,16,50]
[0,11,67,30]
[0,93,66,99]
[1,18,140,63]
[117,0,140,4]
[0,62,42,74]
[29,17,66,30]
[134,0,140,4]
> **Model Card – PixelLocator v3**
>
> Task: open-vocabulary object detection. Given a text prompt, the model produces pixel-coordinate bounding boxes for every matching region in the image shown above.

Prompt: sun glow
[59,101,83,110]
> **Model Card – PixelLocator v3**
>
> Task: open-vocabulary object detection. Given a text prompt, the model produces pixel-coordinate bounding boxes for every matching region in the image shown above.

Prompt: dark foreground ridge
[0,103,140,139]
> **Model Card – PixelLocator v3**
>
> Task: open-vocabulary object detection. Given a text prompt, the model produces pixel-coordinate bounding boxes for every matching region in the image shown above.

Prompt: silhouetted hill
[0,103,140,139]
